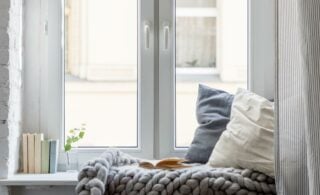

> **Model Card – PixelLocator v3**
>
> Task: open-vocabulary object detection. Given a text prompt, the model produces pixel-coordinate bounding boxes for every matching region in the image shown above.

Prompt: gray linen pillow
[185,84,234,163]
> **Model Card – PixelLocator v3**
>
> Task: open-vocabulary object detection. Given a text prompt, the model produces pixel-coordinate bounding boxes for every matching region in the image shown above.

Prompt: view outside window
[175,0,248,147]
[64,0,138,147]
[65,0,247,148]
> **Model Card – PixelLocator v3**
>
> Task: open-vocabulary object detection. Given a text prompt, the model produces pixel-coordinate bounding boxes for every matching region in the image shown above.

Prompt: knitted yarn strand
[76,150,276,195]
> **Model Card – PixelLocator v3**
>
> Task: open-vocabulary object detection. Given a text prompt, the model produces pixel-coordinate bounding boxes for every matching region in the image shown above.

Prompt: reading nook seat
[76,150,276,195]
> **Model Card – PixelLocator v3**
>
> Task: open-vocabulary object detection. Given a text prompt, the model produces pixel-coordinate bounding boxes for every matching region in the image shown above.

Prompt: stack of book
[22,133,59,174]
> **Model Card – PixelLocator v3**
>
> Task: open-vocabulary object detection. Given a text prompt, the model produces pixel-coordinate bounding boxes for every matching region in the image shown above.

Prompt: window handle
[163,22,170,50]
[144,21,151,49]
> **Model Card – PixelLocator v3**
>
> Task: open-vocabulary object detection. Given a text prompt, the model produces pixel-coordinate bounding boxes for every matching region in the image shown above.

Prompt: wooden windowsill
[0,172,78,186]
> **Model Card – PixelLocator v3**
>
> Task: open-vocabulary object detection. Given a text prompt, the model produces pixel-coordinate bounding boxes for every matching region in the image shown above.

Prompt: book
[41,140,50,173]
[139,158,190,170]
[49,140,59,173]
[27,134,35,173]
[22,134,28,173]
[34,133,43,173]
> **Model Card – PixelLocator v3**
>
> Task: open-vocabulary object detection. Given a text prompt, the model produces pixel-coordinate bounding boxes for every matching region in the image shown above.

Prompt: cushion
[185,84,234,163]
[208,88,275,176]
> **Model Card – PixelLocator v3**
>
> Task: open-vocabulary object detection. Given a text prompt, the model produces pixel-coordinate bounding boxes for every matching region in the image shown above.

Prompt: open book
[139,158,191,170]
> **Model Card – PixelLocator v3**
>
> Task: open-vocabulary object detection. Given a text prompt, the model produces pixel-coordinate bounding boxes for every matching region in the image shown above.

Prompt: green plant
[64,124,86,152]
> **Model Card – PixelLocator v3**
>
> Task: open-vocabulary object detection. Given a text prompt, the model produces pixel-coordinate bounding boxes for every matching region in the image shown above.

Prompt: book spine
[34,134,43,173]
[22,134,28,173]
[27,134,35,173]
[41,140,50,173]
[49,140,59,173]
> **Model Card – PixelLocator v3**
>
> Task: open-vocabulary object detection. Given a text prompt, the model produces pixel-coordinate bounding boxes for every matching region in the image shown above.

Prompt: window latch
[144,21,151,50]
[162,22,170,51]
[44,20,48,35]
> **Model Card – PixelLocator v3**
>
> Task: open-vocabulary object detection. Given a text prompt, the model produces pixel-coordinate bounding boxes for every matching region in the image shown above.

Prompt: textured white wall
[0,0,23,194]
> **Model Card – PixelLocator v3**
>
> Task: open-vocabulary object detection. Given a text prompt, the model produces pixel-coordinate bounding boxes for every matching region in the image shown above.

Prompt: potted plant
[64,124,86,171]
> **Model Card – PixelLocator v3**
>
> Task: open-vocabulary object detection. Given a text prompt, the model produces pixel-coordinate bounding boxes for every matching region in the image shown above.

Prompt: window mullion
[139,0,156,159]
[157,0,183,159]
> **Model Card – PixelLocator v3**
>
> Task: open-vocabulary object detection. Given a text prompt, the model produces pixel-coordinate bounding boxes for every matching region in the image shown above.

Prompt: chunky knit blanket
[76,150,276,195]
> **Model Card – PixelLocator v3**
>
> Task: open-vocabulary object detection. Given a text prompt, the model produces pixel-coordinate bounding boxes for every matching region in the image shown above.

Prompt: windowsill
[0,172,78,186]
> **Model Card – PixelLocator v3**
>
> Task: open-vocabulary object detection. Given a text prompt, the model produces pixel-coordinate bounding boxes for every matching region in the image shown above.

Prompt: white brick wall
[0,1,23,194]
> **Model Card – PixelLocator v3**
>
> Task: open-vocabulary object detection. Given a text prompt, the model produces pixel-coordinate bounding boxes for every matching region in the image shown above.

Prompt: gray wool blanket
[76,150,276,195]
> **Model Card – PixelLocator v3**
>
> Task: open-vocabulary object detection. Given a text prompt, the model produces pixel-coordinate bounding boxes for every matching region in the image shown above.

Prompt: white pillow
[207,88,275,176]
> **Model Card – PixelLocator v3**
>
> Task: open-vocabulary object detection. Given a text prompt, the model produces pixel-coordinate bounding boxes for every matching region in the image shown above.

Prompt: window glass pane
[176,17,217,68]
[64,0,138,147]
[175,0,248,147]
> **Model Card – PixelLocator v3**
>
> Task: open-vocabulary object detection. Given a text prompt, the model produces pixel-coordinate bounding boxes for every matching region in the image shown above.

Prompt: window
[63,0,256,154]
[175,0,248,147]
[62,0,155,158]
[64,0,138,147]
[31,0,275,161]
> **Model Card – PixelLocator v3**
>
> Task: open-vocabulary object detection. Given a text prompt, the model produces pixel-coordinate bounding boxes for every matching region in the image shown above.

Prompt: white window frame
[52,0,156,161]
[23,0,276,165]
[157,0,276,158]
[248,0,276,100]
